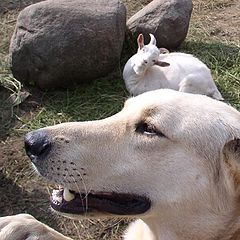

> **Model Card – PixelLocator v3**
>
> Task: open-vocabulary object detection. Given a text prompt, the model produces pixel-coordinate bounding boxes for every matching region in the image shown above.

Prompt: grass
[0,53,23,135]
[193,0,234,10]
[17,75,128,132]
[0,0,240,239]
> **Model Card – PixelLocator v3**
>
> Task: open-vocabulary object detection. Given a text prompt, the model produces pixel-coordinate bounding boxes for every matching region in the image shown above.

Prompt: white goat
[123,34,223,100]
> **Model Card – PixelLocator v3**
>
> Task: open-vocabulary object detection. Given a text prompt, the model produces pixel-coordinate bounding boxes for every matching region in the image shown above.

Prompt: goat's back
[159,52,209,72]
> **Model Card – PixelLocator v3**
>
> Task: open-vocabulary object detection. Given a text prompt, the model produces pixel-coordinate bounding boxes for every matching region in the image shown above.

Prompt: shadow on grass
[181,40,239,65]
[0,88,15,139]
[0,170,63,233]
[0,169,129,239]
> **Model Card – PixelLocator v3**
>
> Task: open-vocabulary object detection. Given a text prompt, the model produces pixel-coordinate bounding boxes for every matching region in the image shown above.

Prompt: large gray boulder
[127,0,193,49]
[10,0,126,89]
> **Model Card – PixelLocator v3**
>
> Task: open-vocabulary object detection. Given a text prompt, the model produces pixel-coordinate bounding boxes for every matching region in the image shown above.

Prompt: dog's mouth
[51,187,151,216]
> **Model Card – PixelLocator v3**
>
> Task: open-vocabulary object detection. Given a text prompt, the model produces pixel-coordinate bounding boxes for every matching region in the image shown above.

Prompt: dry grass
[189,0,240,43]
[0,11,17,53]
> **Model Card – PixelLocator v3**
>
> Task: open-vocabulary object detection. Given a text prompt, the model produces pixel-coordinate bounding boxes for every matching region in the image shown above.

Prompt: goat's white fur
[123,34,223,100]
[3,89,240,240]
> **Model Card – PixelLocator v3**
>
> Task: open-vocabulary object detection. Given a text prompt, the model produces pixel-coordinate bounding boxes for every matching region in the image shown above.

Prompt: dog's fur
[1,89,240,240]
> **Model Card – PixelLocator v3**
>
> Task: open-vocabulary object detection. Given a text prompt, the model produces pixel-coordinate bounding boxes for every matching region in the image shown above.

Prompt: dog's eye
[135,122,165,137]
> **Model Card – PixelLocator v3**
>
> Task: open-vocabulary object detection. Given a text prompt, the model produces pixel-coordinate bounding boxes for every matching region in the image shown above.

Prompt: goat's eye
[135,122,165,137]
[152,60,156,63]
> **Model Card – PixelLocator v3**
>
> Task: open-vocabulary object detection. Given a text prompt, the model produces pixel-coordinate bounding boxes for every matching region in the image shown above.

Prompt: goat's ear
[155,61,170,67]
[222,138,240,163]
[137,34,144,49]
[149,33,157,45]
[159,48,169,54]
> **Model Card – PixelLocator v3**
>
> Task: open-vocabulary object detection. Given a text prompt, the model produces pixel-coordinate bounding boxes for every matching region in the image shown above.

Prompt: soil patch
[191,0,240,42]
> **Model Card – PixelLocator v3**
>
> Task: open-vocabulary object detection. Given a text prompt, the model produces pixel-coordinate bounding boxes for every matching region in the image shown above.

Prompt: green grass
[18,74,128,132]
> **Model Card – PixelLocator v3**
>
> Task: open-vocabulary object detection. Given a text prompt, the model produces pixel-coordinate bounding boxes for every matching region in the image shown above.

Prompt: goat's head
[137,34,159,66]
[135,34,170,71]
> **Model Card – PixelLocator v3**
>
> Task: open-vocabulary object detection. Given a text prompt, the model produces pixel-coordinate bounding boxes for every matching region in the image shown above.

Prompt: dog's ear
[222,138,240,162]
[222,138,240,188]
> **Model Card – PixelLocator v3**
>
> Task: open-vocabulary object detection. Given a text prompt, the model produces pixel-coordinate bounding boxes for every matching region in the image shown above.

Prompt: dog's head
[25,89,240,221]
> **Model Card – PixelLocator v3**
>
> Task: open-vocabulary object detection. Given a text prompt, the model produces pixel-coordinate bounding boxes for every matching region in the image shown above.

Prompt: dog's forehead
[124,90,240,129]
[125,89,215,112]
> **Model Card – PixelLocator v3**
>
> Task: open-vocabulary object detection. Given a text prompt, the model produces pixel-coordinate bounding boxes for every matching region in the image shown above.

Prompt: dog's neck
[139,158,240,240]
[141,200,240,240]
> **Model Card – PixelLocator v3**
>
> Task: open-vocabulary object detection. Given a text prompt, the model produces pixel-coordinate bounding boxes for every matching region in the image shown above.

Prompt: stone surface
[9,0,126,89]
[127,0,193,49]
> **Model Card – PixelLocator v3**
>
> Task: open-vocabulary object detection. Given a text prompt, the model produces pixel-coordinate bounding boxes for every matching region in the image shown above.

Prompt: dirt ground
[190,0,240,42]
[0,0,239,239]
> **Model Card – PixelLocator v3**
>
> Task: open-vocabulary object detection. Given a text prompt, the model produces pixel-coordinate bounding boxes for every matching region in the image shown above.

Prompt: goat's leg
[178,74,223,100]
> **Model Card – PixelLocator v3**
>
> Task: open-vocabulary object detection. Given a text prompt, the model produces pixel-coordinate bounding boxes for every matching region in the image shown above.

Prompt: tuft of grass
[0,11,16,53]
[0,75,22,103]
[0,52,24,136]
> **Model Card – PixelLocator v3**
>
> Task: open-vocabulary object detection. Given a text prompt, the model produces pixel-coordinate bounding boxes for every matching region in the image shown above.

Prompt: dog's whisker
[83,185,94,216]
[69,173,88,214]
[71,170,91,215]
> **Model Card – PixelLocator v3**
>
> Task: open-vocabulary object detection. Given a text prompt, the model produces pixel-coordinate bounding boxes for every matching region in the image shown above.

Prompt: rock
[127,0,193,49]
[9,0,126,89]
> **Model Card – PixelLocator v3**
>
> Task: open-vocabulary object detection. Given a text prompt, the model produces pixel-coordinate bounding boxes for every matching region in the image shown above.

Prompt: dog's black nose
[25,130,51,162]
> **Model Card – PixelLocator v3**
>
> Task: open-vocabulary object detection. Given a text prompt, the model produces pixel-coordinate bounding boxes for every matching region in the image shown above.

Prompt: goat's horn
[149,34,157,45]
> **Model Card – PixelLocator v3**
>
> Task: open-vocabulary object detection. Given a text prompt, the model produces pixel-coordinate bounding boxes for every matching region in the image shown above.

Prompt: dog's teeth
[52,189,63,203]
[63,188,75,202]
[52,190,59,196]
